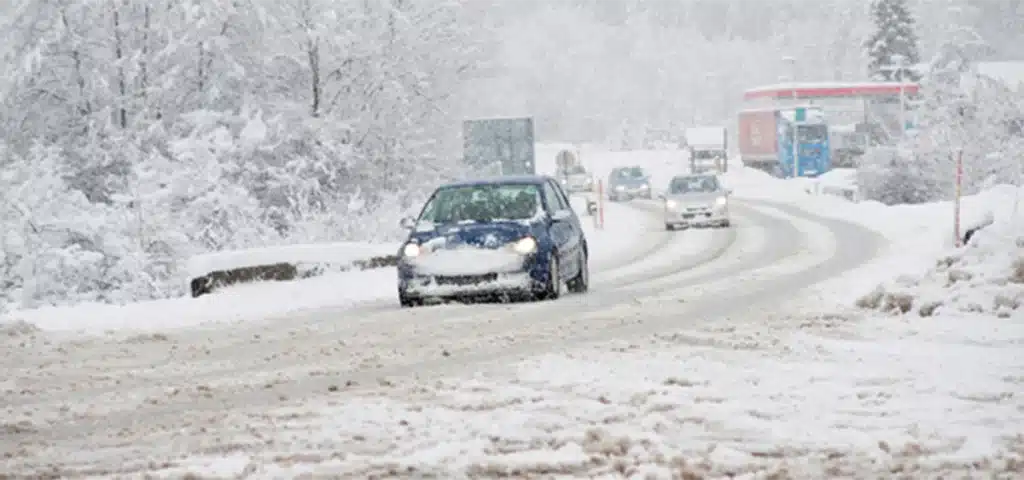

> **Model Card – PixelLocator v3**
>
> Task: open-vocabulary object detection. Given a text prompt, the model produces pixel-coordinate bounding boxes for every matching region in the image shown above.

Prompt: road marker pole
[598,180,605,230]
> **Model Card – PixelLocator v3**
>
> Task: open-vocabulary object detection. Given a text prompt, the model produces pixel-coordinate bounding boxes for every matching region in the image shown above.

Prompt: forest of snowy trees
[1,0,1021,310]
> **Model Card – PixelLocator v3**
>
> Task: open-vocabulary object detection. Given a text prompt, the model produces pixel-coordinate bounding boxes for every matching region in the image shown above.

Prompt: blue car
[396,175,589,307]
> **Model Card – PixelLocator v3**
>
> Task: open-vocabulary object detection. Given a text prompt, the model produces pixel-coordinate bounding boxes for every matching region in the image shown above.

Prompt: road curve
[1,198,885,477]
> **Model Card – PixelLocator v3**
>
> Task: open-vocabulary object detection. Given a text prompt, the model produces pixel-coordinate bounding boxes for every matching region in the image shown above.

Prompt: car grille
[435,273,498,286]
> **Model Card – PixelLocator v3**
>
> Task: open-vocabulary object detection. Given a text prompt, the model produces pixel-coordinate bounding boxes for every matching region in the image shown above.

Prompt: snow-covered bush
[856,219,1024,317]
[856,146,955,205]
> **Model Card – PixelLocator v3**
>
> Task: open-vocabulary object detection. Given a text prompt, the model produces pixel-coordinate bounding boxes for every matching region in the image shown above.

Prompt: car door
[554,180,586,263]
[542,180,581,277]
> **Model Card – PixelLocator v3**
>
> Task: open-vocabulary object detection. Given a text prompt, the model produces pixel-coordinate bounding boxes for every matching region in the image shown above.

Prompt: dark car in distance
[607,166,652,201]
[396,175,589,307]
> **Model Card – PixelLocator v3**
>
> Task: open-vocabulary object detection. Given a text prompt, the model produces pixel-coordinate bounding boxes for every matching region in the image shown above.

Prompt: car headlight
[640,184,650,190]
[715,196,728,206]
[665,199,677,209]
[402,243,421,257]
[615,185,625,191]
[511,236,537,254]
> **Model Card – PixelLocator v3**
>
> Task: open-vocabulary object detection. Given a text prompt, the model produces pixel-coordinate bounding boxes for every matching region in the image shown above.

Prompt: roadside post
[597,180,605,230]
[954,149,964,247]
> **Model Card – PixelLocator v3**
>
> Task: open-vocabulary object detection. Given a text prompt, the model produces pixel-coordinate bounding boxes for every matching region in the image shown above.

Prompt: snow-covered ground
[3,150,1022,478]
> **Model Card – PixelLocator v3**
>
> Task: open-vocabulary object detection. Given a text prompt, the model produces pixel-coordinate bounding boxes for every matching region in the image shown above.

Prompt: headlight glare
[402,243,421,257]
[511,236,537,254]
[715,196,728,206]
[665,200,677,209]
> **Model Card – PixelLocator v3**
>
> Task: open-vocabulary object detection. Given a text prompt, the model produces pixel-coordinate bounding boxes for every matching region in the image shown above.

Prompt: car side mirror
[657,193,665,200]
[550,210,572,221]
[399,217,415,230]
[724,188,733,195]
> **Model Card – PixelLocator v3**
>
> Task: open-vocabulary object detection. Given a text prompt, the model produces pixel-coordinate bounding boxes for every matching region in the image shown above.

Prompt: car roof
[438,175,553,189]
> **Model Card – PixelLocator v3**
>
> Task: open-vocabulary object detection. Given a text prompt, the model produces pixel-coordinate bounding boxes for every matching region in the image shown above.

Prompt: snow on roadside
[722,166,1022,307]
[853,217,1024,318]
[722,166,1013,244]
[2,268,397,334]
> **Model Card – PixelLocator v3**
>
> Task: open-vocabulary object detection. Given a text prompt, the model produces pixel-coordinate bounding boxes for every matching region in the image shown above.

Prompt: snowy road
[2,199,886,478]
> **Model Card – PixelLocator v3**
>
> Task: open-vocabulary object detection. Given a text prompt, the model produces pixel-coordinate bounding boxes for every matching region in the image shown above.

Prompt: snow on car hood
[410,246,525,276]
[666,192,725,205]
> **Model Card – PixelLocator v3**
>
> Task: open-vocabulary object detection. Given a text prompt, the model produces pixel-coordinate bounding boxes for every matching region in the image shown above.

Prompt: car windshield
[616,167,646,179]
[418,183,542,224]
[669,176,719,194]
[564,165,586,174]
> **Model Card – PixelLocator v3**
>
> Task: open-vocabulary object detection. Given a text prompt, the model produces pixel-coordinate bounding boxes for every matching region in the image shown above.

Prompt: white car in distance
[660,174,732,230]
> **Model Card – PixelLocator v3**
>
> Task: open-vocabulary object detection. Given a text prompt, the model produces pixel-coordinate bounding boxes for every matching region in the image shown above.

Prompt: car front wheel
[567,249,589,293]
[399,290,422,308]
[538,253,562,301]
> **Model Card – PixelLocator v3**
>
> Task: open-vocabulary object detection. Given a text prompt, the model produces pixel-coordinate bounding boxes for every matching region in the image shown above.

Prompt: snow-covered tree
[865,0,922,81]
[857,43,1023,205]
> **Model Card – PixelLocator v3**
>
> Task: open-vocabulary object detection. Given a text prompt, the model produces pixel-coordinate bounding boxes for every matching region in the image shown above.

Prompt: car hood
[666,192,724,204]
[408,220,533,251]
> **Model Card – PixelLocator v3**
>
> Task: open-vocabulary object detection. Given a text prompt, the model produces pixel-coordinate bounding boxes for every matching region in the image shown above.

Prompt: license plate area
[435,273,498,286]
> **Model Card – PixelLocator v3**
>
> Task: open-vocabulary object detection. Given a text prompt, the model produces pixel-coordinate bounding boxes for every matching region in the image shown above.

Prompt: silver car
[557,165,594,193]
[661,174,732,230]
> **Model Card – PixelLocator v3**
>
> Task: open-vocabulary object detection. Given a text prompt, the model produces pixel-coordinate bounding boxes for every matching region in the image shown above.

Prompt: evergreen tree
[865,0,922,81]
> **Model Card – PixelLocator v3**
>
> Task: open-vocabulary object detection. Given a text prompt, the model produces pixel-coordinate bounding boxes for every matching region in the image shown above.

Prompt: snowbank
[723,166,1016,247]
[721,165,1024,315]
[0,268,397,334]
[856,220,1024,317]
[185,241,400,278]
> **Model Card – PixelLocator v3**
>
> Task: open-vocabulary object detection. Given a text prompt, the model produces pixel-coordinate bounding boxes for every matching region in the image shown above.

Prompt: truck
[555,149,595,193]
[462,117,536,176]
[683,126,728,174]
[737,106,831,178]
